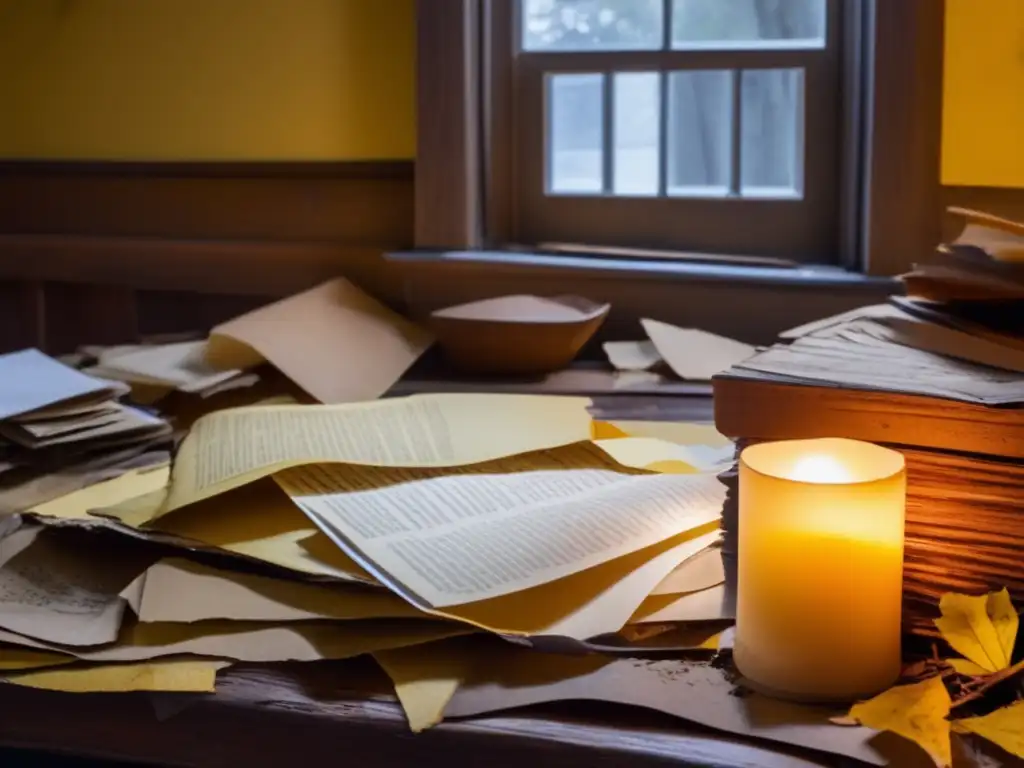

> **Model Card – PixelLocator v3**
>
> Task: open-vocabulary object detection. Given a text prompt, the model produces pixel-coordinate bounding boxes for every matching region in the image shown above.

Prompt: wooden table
[0,387,853,768]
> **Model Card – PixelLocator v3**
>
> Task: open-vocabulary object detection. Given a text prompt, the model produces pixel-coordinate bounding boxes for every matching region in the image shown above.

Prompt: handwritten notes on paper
[205,278,434,404]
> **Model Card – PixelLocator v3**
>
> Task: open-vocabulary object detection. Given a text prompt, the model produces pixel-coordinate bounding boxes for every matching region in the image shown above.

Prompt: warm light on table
[734,438,906,701]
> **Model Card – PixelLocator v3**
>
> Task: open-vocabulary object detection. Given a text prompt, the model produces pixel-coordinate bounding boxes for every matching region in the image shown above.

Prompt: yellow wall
[942,0,1024,187]
[0,0,415,160]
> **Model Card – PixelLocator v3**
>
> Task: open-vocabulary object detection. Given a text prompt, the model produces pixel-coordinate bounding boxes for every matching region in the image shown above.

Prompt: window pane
[613,72,660,196]
[523,0,663,52]
[672,0,825,49]
[666,70,732,197]
[548,73,604,194]
[741,68,803,198]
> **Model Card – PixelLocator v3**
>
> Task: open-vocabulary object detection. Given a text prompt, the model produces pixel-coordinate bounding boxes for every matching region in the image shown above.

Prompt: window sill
[390,249,895,291]
[388,249,898,346]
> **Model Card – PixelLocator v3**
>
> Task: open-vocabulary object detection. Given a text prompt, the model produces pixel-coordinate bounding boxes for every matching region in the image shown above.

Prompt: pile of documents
[0,349,172,514]
[713,207,1024,634]
[0,392,735,707]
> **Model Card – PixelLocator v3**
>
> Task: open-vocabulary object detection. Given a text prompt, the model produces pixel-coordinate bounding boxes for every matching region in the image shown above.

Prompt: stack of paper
[0,349,172,512]
[0,394,732,695]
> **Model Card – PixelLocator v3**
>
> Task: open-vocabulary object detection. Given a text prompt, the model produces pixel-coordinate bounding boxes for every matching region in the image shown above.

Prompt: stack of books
[713,208,1024,635]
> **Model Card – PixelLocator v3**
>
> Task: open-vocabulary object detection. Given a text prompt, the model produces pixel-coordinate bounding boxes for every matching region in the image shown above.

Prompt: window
[491,0,844,261]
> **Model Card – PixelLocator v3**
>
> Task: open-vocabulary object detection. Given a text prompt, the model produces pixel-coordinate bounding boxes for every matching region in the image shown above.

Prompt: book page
[278,464,724,608]
[164,393,594,512]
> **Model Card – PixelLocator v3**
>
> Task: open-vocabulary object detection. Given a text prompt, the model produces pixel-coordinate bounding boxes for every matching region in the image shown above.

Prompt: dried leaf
[956,700,1024,759]
[846,676,952,768]
[934,589,1019,674]
[949,658,993,677]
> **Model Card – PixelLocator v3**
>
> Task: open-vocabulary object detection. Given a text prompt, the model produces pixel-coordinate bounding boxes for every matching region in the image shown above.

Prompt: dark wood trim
[0,160,414,243]
[415,0,483,249]
[0,236,403,300]
[860,0,946,276]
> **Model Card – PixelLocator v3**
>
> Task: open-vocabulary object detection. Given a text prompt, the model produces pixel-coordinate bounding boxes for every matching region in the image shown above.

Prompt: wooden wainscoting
[0,160,414,353]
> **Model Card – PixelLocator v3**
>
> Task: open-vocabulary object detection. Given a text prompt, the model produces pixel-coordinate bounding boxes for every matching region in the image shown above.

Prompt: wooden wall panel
[0,161,414,354]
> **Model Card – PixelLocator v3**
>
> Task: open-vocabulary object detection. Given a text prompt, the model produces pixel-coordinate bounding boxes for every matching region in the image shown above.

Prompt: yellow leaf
[948,658,992,677]
[846,676,952,768]
[956,700,1024,759]
[934,589,1018,674]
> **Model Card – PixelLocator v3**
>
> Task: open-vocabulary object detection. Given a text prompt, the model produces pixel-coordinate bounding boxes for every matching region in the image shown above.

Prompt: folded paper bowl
[428,295,611,375]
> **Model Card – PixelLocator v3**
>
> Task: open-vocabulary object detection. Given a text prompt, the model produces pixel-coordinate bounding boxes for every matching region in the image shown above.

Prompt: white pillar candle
[735,438,906,701]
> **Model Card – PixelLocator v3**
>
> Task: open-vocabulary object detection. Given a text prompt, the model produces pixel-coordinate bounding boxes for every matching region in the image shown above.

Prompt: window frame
[508,0,844,262]
[413,0,944,278]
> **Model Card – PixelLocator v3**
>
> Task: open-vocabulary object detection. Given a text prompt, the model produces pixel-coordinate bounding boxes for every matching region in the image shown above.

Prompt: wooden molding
[861,0,946,276]
[415,0,483,249]
[0,160,414,352]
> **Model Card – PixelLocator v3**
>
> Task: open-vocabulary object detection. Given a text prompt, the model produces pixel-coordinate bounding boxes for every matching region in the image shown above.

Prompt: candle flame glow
[788,454,853,484]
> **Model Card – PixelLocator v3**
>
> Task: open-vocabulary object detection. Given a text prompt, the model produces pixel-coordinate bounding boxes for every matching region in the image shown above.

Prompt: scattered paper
[280,462,724,609]
[28,464,170,521]
[594,437,734,473]
[5,659,227,694]
[649,546,725,596]
[641,319,755,380]
[87,341,241,393]
[0,645,74,671]
[205,278,434,404]
[843,677,952,768]
[0,618,468,664]
[934,589,1018,673]
[631,583,733,624]
[0,527,154,646]
[375,636,487,732]
[445,650,903,766]
[602,340,662,371]
[146,480,372,583]
[164,394,595,513]
[133,558,420,624]
[0,349,126,421]
[592,420,731,449]
[437,529,721,641]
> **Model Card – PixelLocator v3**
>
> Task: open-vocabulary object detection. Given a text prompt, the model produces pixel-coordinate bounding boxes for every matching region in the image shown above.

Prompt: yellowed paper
[205,278,434,404]
[592,420,731,449]
[630,583,732,624]
[594,437,735,473]
[0,618,469,663]
[164,393,594,512]
[438,529,720,639]
[151,480,372,582]
[279,461,725,609]
[0,645,75,671]
[374,637,487,732]
[641,319,755,380]
[602,340,662,371]
[650,545,725,596]
[134,558,421,623]
[6,659,227,693]
[29,464,170,521]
